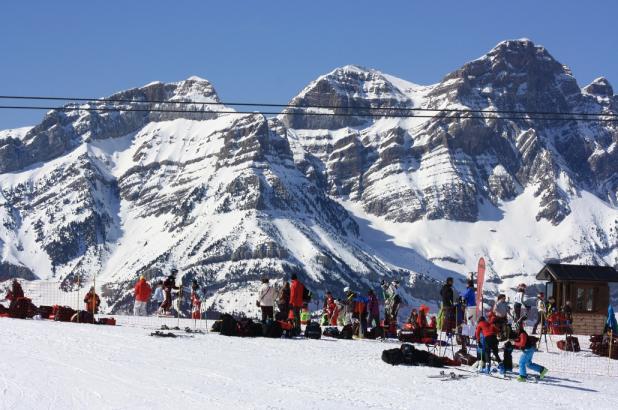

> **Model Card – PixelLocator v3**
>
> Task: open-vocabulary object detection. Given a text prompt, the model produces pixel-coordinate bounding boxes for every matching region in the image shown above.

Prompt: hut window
[575,286,596,312]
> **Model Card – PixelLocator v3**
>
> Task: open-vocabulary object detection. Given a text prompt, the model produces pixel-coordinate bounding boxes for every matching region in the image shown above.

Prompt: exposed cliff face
[1,39,617,313]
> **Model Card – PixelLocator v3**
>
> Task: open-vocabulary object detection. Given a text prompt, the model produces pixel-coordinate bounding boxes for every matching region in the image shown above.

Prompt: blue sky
[0,1,616,129]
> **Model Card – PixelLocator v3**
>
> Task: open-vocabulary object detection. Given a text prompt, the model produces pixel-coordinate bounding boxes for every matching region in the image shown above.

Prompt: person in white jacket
[513,284,526,322]
[152,280,165,315]
[257,277,276,322]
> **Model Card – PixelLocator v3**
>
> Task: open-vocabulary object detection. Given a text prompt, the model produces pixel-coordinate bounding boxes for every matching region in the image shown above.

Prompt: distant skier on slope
[133,275,152,316]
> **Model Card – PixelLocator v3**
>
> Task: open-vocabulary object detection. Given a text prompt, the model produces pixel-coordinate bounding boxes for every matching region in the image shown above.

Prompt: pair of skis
[427,370,472,381]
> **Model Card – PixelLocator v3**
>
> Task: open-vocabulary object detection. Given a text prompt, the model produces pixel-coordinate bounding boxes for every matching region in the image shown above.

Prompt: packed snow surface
[0,317,615,410]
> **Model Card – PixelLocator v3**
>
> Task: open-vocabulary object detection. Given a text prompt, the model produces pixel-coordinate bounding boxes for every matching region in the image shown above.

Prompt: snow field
[0,317,616,410]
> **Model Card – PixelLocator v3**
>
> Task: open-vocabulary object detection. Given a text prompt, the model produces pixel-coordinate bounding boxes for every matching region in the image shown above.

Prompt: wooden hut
[536,263,618,335]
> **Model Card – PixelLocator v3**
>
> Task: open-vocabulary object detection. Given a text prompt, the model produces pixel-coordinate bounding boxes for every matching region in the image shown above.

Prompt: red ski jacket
[475,320,498,340]
[290,279,304,308]
[134,279,152,302]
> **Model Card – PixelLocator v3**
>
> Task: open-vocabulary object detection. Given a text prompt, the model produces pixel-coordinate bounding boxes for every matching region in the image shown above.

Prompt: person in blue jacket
[462,279,477,326]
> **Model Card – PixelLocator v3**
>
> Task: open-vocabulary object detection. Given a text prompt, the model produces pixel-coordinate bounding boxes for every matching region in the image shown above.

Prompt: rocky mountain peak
[583,77,614,97]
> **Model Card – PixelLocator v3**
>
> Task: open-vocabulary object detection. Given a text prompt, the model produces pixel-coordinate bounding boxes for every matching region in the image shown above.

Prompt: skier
[532,292,545,334]
[462,279,476,326]
[257,276,275,323]
[353,292,369,336]
[342,287,356,325]
[439,277,455,333]
[475,316,503,373]
[277,281,290,319]
[513,327,548,381]
[191,279,202,320]
[546,296,557,315]
[161,270,179,315]
[133,275,152,316]
[152,280,165,314]
[513,283,526,322]
[407,309,419,330]
[323,291,338,325]
[289,274,304,335]
[417,305,430,329]
[381,279,401,325]
[83,286,101,314]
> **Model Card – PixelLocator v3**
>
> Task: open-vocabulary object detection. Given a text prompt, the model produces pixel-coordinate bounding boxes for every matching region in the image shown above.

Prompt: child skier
[513,327,548,381]
[152,280,165,314]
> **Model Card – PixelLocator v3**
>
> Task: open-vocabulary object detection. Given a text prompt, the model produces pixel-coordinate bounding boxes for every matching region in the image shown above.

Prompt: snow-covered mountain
[1,39,617,313]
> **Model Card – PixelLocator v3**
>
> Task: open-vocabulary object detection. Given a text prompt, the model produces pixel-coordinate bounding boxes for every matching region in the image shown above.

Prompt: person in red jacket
[289,273,304,335]
[476,316,502,373]
[513,327,548,381]
[133,275,152,316]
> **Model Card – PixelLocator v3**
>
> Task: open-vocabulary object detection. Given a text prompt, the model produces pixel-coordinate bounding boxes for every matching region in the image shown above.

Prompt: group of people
[435,277,551,381]
[130,269,204,319]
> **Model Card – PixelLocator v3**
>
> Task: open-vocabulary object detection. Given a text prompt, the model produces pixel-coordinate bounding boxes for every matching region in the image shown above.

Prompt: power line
[0,104,617,123]
[0,94,616,118]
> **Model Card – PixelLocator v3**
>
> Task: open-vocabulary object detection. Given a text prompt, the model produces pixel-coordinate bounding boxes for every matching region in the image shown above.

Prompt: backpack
[211,320,223,333]
[322,326,341,338]
[219,313,239,336]
[304,321,321,339]
[340,324,354,340]
[366,326,384,340]
[71,310,95,324]
[262,320,283,338]
[400,343,418,365]
[238,319,262,337]
[526,335,539,348]
[53,305,76,322]
[454,349,477,366]
[9,297,37,319]
[382,348,405,366]
[398,329,419,343]
[557,336,580,352]
[302,287,312,303]
[37,305,54,320]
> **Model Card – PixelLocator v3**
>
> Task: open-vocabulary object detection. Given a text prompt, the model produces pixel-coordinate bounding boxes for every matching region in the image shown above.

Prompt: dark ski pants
[292,307,302,334]
[483,335,501,365]
[277,303,289,319]
[532,316,543,334]
[514,303,522,322]
[261,306,274,323]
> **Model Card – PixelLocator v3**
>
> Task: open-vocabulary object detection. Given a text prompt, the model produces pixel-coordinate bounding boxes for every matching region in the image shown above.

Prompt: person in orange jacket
[289,273,304,335]
[133,275,152,316]
[84,287,101,314]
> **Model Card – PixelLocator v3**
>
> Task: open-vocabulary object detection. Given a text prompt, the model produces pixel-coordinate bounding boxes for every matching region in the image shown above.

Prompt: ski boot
[480,363,491,374]
[498,362,505,375]
[516,375,526,382]
[540,367,549,379]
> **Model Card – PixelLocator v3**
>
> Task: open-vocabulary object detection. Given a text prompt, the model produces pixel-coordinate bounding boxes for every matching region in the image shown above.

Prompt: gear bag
[262,320,283,338]
[219,313,239,336]
[304,321,321,339]
[381,348,405,366]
